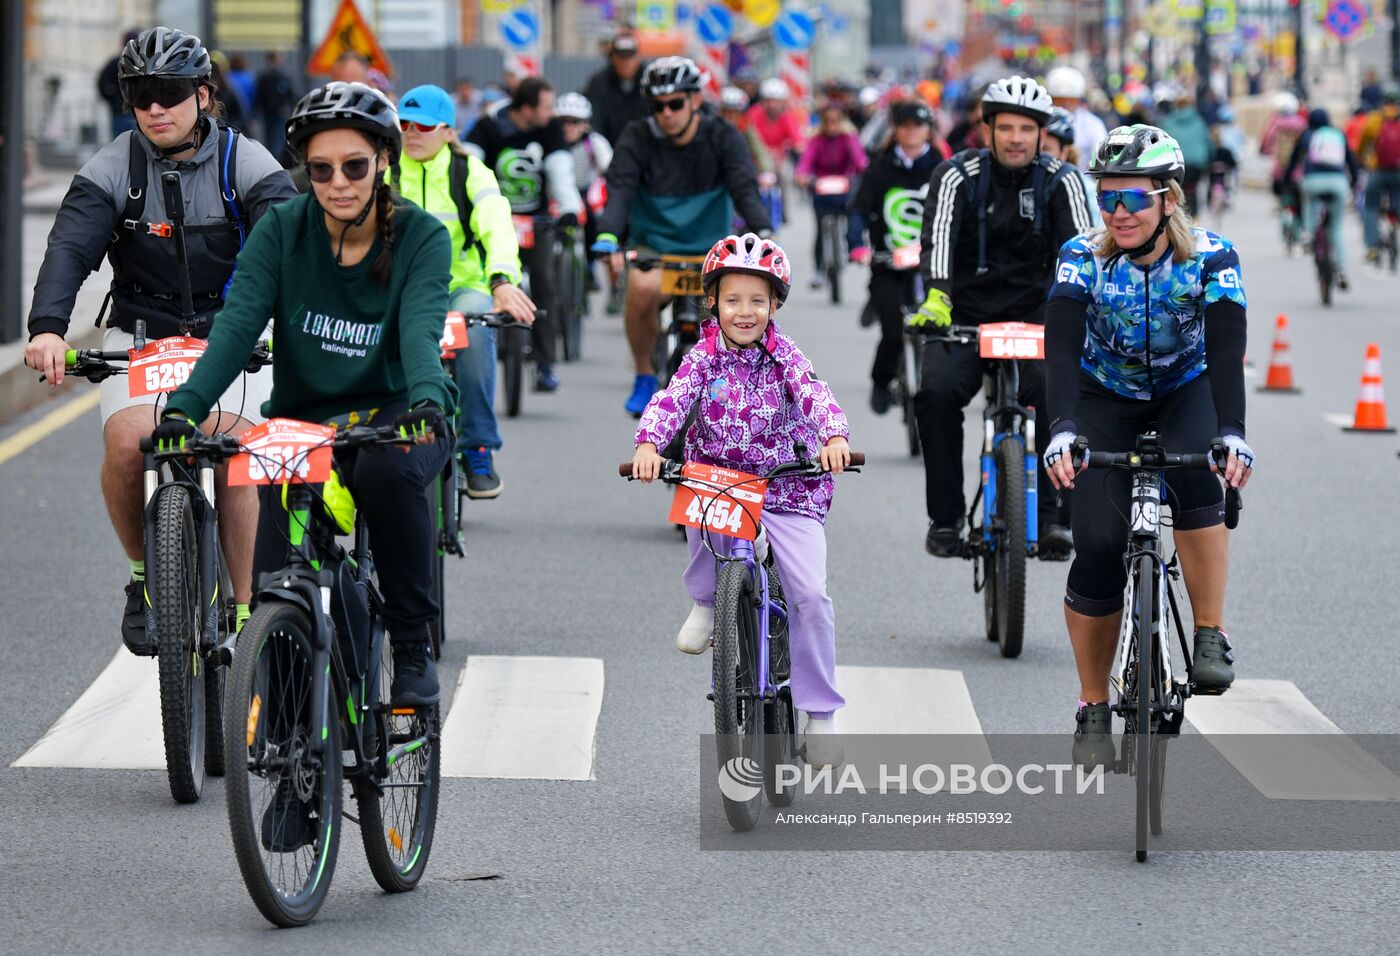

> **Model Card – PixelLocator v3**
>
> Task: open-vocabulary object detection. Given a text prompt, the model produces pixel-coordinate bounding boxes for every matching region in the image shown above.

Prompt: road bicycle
[871,246,924,456]
[552,219,587,361]
[628,251,706,392]
[813,175,851,304]
[47,332,269,803]
[913,321,1058,658]
[621,445,865,831]
[1072,432,1241,862]
[191,421,442,926]
[1312,194,1339,306]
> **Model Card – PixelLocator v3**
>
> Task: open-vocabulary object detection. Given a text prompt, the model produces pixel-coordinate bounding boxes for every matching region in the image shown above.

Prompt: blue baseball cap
[397,84,455,128]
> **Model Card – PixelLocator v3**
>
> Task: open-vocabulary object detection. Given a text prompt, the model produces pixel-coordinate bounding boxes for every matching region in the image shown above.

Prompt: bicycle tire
[713,561,763,831]
[154,485,207,804]
[1132,554,1154,863]
[356,636,441,892]
[993,437,1027,659]
[225,603,342,926]
[563,245,585,361]
[824,218,842,305]
[205,553,234,778]
[902,336,922,457]
[652,315,672,390]
[501,326,524,417]
[1149,730,1168,837]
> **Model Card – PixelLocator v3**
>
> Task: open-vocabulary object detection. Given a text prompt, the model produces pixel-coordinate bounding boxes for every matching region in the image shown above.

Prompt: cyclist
[911,76,1095,560]
[591,56,772,416]
[1360,87,1400,265]
[1041,125,1253,762]
[393,83,536,499]
[24,26,296,654]
[1260,91,1307,247]
[1044,106,1097,223]
[747,78,806,222]
[556,92,612,277]
[719,86,774,180]
[850,100,939,414]
[795,99,867,289]
[630,233,850,767]
[156,81,457,708]
[466,75,582,393]
[1045,66,1108,171]
[1284,108,1360,290]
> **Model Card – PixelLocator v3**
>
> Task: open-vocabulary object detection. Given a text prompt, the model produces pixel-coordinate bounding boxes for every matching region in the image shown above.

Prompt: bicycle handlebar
[619,452,865,480]
[53,339,273,382]
[1074,437,1242,530]
[138,423,412,458]
[456,310,545,329]
[626,252,705,272]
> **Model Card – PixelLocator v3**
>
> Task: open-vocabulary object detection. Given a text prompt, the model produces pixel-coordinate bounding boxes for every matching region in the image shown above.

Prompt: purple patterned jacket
[635,319,850,521]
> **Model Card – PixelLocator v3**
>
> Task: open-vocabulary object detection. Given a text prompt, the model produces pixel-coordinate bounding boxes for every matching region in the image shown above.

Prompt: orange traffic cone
[1257,314,1301,393]
[1344,343,1397,433]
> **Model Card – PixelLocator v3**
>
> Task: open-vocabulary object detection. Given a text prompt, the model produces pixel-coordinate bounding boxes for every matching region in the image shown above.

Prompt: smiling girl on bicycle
[1040,126,1255,763]
[630,234,851,764]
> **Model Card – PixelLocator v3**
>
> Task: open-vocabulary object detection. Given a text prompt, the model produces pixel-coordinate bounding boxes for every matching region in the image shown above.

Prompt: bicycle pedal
[1189,683,1229,697]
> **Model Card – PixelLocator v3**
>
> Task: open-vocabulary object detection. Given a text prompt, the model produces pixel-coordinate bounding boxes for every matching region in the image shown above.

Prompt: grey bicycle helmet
[1089,124,1185,182]
[720,86,750,112]
[982,75,1053,124]
[555,92,593,121]
[286,81,401,161]
[118,27,211,81]
[642,57,703,98]
[1046,106,1075,145]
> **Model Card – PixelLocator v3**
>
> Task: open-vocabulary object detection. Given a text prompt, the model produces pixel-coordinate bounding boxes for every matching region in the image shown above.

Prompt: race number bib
[441,311,469,357]
[891,244,921,270]
[978,322,1045,360]
[227,419,335,486]
[513,215,535,249]
[667,463,769,541]
[814,175,851,196]
[127,336,206,398]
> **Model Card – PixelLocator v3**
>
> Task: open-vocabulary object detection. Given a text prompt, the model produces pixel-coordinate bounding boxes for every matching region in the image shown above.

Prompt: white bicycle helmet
[858,85,881,108]
[555,92,592,121]
[982,75,1053,125]
[720,86,749,112]
[1045,66,1087,100]
[702,233,792,306]
[759,77,790,101]
[1274,90,1300,115]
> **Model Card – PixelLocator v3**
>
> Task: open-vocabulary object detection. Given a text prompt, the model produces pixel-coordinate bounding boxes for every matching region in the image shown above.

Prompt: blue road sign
[500,8,541,50]
[696,4,733,45]
[773,9,816,51]
[1324,0,1365,40]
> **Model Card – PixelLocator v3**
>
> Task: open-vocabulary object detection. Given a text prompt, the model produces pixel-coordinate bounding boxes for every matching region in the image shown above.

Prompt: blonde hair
[1093,179,1197,264]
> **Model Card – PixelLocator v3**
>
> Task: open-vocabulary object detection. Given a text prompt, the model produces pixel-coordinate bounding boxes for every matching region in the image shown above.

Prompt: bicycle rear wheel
[226,603,342,926]
[652,314,672,389]
[500,326,524,417]
[824,218,842,304]
[562,245,585,361]
[356,635,441,892]
[993,437,1027,658]
[1131,554,1154,862]
[154,485,207,804]
[902,334,922,457]
[713,561,763,831]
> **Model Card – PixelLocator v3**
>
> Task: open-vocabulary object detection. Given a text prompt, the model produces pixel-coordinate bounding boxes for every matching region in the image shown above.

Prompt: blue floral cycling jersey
[1048,227,1247,400]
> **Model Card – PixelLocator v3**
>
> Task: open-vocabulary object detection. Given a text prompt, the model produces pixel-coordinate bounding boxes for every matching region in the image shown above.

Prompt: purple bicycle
[622,444,864,830]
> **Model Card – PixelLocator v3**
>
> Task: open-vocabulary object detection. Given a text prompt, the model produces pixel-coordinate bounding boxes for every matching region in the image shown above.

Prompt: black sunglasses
[305,157,374,184]
[121,77,199,111]
[650,97,688,114]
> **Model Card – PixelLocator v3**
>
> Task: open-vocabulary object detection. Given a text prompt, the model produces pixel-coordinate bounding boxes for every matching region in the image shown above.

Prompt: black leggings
[869,267,917,388]
[1065,374,1224,616]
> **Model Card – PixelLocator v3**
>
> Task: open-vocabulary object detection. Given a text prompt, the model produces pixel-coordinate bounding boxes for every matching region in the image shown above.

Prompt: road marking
[440,655,604,780]
[0,390,101,466]
[12,651,166,769]
[1187,679,1400,801]
[1324,413,1354,428]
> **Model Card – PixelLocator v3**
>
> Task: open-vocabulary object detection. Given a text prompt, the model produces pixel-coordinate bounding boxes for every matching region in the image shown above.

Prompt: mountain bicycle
[553,219,587,361]
[912,321,1055,658]
[197,421,443,926]
[621,445,865,831]
[1072,432,1241,862]
[48,333,270,803]
[628,251,706,392]
[813,175,851,304]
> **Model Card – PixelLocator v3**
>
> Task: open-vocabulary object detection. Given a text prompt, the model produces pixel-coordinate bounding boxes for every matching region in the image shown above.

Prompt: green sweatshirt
[167,192,456,424]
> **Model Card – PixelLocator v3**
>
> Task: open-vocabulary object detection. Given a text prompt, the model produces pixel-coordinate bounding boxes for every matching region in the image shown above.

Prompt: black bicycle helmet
[1046,106,1075,145]
[642,57,703,98]
[1089,124,1185,182]
[118,27,211,81]
[285,81,401,161]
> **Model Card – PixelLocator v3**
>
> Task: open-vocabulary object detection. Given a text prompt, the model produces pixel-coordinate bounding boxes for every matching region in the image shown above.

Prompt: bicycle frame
[709,533,788,702]
[974,359,1040,556]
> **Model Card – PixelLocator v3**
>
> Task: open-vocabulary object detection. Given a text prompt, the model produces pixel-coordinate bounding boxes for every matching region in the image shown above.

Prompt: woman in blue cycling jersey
[1040,125,1255,765]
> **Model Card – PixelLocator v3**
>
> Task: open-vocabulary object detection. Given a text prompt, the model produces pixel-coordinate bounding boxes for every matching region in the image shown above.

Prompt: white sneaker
[675,602,713,654]
[802,714,844,768]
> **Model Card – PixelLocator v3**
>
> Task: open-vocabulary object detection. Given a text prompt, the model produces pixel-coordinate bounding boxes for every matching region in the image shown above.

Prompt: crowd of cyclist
[27,25,1266,775]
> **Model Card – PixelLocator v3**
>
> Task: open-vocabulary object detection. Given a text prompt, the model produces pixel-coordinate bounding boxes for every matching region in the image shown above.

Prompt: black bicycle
[1073,432,1241,862]
[553,220,588,361]
[871,251,923,456]
[1312,195,1338,306]
[629,251,706,392]
[813,176,852,304]
[198,423,442,926]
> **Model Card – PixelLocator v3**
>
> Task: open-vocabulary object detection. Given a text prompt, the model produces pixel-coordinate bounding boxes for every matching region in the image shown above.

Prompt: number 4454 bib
[667,463,769,541]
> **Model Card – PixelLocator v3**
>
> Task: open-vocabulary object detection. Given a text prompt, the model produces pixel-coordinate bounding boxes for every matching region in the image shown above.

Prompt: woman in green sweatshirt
[157,81,455,707]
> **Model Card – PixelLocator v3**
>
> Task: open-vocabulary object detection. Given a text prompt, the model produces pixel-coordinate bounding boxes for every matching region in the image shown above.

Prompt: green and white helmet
[1089,124,1185,182]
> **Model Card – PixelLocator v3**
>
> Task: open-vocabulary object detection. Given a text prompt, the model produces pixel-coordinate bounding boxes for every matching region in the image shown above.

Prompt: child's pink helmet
[701,233,792,306]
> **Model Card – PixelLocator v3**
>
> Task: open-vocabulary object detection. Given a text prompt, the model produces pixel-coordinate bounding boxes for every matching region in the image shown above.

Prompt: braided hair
[369,167,397,285]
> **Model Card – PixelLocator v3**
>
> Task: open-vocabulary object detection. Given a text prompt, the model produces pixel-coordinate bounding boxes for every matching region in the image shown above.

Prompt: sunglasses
[121,77,198,111]
[305,157,374,184]
[1097,187,1169,214]
[650,97,689,114]
[399,120,445,133]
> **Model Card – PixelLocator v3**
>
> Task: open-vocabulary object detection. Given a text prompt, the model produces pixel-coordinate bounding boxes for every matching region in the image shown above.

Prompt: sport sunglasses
[1097,187,1169,214]
[399,120,446,133]
[649,97,689,114]
[305,157,374,183]
[121,77,199,111]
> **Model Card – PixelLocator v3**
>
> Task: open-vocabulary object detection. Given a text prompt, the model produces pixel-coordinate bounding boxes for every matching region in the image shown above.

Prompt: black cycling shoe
[925,521,964,558]
[1072,701,1113,768]
[1038,523,1073,561]
[391,639,441,707]
[122,579,157,657]
[260,778,314,852]
[1190,626,1235,694]
[870,383,893,415]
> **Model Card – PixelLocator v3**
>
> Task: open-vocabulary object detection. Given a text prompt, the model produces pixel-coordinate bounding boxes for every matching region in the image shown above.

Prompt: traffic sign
[1324,0,1366,41]
[773,9,816,50]
[744,0,781,30]
[1204,0,1236,35]
[696,3,733,44]
[307,0,393,75]
[500,7,541,49]
[482,0,523,12]
[638,0,676,32]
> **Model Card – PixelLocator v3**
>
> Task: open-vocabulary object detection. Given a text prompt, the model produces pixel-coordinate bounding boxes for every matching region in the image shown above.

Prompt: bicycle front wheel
[1131,554,1154,862]
[154,485,207,803]
[226,603,343,927]
[714,561,763,831]
[902,335,922,457]
[992,437,1027,658]
[500,326,524,417]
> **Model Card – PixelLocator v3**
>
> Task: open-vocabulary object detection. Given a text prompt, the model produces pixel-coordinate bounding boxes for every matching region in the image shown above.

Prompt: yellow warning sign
[745,0,781,30]
[307,0,394,76]
[482,0,524,12]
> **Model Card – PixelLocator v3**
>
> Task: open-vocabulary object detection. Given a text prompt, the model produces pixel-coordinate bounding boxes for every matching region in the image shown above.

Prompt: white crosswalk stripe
[13,651,166,769]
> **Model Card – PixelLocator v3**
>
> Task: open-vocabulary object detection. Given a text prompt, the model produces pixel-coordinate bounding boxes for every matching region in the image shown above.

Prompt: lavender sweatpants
[683,510,845,717]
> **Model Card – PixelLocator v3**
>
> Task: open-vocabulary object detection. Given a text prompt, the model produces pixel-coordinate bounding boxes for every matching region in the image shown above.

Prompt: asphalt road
[2,186,1400,952]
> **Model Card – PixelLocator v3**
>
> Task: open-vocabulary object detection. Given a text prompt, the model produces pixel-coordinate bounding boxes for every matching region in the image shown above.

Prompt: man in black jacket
[912,76,1096,559]
[582,32,648,147]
